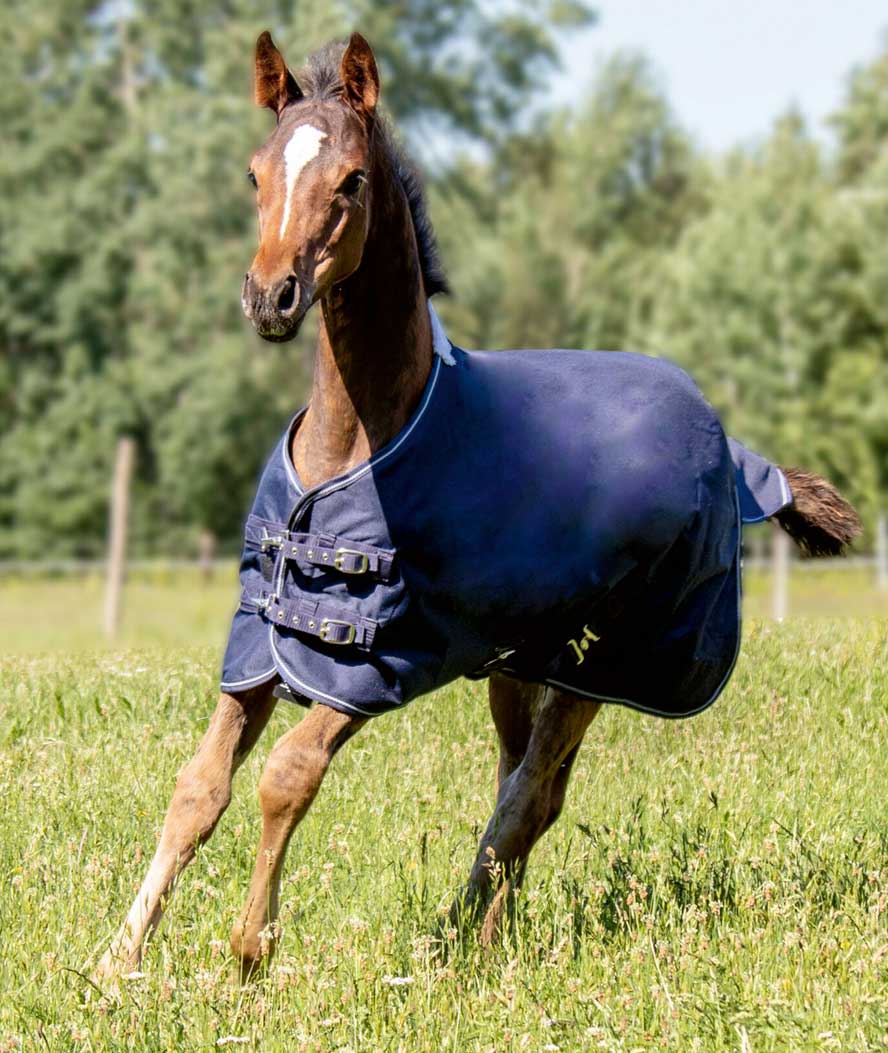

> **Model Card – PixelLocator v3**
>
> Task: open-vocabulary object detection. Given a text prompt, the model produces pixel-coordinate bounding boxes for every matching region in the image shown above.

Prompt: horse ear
[255,31,303,117]
[340,33,379,122]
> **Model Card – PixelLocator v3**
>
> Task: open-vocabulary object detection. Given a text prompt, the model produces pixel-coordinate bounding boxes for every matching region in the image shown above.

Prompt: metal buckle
[319,618,357,645]
[260,533,284,553]
[333,548,370,575]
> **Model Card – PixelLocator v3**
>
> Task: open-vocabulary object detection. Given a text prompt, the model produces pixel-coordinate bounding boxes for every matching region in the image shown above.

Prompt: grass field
[1,575,887,1051]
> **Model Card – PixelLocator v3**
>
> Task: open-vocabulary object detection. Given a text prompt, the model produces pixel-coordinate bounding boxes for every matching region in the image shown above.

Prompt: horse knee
[258,741,328,822]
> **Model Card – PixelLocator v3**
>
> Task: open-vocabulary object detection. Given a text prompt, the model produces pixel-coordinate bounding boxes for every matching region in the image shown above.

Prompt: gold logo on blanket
[567,625,600,666]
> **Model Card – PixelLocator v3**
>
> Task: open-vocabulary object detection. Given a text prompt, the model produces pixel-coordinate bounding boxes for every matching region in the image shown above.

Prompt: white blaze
[279,125,327,239]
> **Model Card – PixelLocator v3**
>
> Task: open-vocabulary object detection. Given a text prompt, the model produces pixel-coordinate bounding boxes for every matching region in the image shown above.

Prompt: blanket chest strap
[242,589,378,649]
[251,517,395,580]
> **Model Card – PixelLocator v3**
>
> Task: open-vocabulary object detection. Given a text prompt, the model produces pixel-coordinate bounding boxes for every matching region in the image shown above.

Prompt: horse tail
[773,467,862,557]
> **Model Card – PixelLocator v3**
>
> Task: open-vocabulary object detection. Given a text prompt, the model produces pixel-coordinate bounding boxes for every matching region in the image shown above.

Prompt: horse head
[241,31,379,342]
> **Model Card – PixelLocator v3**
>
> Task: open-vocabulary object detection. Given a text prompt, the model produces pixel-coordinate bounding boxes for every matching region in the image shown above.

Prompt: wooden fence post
[198,528,216,583]
[104,436,135,639]
[772,521,789,621]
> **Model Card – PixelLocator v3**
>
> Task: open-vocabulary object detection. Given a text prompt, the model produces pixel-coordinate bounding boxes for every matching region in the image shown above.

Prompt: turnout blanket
[222,336,791,719]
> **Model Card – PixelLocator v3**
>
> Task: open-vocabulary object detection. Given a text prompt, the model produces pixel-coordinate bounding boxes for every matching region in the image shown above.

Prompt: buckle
[319,618,357,645]
[260,533,284,553]
[333,548,370,575]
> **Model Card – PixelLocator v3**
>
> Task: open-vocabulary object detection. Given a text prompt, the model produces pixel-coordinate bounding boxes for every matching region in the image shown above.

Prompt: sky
[552,0,888,153]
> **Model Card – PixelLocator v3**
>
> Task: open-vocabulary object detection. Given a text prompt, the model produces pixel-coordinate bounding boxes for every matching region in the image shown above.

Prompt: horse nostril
[277,275,297,315]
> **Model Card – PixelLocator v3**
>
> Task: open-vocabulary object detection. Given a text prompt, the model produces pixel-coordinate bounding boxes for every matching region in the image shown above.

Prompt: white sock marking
[279,125,327,239]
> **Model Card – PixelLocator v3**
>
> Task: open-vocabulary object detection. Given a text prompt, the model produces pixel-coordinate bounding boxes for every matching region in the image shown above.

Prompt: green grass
[743,567,888,620]
[0,569,239,655]
[1,616,887,1051]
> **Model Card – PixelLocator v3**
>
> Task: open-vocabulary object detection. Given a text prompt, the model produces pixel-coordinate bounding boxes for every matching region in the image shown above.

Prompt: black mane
[296,42,449,298]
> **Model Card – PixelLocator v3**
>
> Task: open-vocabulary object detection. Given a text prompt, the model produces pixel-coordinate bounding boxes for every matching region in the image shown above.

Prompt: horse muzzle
[242,271,312,343]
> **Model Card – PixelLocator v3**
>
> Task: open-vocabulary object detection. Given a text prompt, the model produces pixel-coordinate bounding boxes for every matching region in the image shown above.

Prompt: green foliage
[833,37,888,183]
[436,54,703,354]
[352,0,595,142]
[0,619,886,1049]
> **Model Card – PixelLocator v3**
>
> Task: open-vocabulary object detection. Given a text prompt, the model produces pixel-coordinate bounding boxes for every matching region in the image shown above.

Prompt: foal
[95,32,858,980]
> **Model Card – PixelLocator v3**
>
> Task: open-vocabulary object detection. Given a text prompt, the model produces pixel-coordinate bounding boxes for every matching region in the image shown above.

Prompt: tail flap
[727,438,792,523]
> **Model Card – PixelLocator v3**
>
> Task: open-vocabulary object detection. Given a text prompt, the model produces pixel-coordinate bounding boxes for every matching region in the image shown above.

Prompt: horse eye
[339,170,366,197]
[247,170,258,189]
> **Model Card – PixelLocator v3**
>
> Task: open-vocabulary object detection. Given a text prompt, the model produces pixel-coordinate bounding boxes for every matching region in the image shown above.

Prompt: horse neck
[293,150,432,488]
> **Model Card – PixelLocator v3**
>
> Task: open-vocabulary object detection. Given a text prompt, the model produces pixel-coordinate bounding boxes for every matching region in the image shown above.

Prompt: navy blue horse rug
[222,344,791,719]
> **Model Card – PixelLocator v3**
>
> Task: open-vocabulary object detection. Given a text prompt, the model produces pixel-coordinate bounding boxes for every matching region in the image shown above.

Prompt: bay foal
[96,33,601,979]
[95,31,858,981]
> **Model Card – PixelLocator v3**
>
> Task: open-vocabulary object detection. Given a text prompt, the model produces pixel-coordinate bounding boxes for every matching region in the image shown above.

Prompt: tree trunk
[198,528,217,583]
[104,437,135,639]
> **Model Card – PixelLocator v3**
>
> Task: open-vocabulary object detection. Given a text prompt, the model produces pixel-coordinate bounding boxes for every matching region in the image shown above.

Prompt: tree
[832,38,888,184]
[434,54,703,354]
[644,113,881,524]
[829,40,888,505]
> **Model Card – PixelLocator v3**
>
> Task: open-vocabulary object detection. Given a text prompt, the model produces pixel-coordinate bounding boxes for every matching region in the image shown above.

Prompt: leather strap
[247,515,396,580]
[273,682,313,708]
[240,589,377,649]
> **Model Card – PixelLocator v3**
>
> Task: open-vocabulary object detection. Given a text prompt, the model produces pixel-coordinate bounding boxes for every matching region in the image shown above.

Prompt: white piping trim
[735,468,794,525]
[428,301,455,365]
[285,356,442,512]
[280,411,307,494]
[331,355,441,480]
[269,625,380,717]
[221,667,278,692]
[778,467,792,508]
[278,304,450,494]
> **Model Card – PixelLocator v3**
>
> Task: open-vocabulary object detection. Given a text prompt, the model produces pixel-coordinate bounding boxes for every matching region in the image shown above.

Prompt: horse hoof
[236,954,266,984]
[230,921,278,982]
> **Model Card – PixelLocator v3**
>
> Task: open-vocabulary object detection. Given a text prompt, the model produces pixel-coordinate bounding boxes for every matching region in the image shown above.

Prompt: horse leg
[475,674,543,914]
[488,673,543,792]
[231,704,365,977]
[444,676,539,936]
[485,733,586,931]
[539,737,584,838]
[465,689,601,945]
[94,683,277,980]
